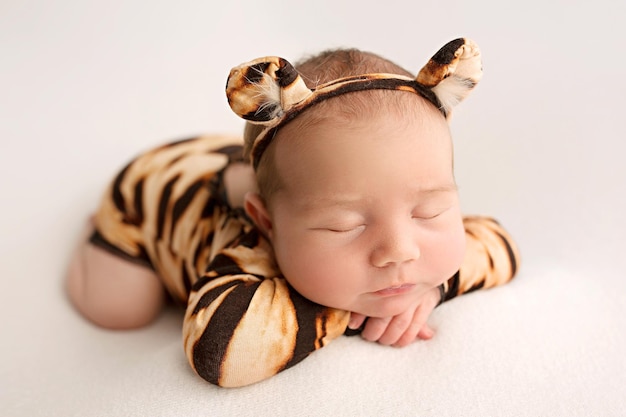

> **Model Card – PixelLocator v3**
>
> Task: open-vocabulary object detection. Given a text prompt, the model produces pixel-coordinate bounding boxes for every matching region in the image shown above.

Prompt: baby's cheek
[285,254,357,311]
[449,228,467,272]
[276,250,331,302]
[434,226,466,281]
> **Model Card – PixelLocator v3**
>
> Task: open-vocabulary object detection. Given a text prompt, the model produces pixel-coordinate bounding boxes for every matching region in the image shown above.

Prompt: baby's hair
[244,48,433,204]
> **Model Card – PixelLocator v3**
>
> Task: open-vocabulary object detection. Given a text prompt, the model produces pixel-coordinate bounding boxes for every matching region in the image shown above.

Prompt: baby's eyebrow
[298,184,457,210]
[412,184,458,195]
[297,195,364,211]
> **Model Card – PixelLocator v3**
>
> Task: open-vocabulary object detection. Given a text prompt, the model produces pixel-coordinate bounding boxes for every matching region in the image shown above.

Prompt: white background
[2,1,625,416]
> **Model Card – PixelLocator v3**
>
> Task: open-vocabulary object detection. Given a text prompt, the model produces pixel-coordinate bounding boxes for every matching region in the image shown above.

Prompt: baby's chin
[350,297,416,319]
[361,282,443,317]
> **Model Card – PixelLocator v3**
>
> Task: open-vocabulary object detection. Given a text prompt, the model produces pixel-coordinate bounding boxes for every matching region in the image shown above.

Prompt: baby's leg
[66,219,165,329]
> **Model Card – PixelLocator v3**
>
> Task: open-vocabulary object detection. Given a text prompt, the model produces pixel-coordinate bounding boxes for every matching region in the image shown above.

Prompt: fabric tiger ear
[417,38,483,115]
[226,57,313,125]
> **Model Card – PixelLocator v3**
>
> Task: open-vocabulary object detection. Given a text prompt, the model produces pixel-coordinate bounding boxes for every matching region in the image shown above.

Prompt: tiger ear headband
[226,38,483,169]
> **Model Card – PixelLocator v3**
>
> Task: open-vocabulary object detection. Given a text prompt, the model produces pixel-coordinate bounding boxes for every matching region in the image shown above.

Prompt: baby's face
[265,105,466,318]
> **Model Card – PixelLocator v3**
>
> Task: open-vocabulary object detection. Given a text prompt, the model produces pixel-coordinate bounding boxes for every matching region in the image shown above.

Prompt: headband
[226,38,482,169]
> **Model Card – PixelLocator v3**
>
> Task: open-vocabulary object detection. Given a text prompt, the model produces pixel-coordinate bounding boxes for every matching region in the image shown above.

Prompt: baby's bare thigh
[67,228,165,329]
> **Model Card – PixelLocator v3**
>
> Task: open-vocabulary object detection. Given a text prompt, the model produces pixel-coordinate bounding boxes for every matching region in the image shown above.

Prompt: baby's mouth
[373,284,415,296]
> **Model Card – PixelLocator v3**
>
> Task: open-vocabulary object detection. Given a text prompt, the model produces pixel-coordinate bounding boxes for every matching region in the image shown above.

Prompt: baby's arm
[182,228,349,388]
[181,156,350,387]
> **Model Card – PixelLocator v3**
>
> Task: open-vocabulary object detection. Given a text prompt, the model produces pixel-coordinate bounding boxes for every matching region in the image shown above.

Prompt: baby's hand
[348,287,441,347]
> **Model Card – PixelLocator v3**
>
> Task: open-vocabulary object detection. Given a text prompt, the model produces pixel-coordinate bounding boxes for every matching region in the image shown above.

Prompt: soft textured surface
[2,1,625,416]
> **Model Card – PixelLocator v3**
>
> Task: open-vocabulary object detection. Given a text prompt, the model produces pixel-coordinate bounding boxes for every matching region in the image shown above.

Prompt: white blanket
[2,0,625,415]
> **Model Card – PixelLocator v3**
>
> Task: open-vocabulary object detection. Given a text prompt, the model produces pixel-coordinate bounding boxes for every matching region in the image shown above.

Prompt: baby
[66,38,519,387]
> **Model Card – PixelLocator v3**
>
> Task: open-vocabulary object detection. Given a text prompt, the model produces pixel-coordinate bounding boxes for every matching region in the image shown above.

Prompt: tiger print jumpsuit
[90,134,520,388]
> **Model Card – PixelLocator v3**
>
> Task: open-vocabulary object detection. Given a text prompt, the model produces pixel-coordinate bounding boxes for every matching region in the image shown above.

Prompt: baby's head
[227,39,482,317]
[244,48,421,202]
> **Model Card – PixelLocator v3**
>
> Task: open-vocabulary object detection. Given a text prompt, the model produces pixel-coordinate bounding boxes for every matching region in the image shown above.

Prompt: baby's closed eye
[312,224,366,234]
[411,206,452,220]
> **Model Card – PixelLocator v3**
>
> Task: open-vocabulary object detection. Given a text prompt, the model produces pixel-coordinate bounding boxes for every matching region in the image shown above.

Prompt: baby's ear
[226,57,313,124]
[244,192,273,238]
[416,38,483,116]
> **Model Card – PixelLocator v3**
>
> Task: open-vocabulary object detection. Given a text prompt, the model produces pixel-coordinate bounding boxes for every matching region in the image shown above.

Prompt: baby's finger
[376,311,415,346]
[360,316,392,342]
[348,312,367,330]
[417,324,435,340]
[393,305,433,347]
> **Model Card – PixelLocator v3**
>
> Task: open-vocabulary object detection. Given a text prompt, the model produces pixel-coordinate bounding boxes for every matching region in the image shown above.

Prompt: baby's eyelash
[314,224,366,234]
[412,213,441,220]
[327,227,355,233]
[412,207,451,220]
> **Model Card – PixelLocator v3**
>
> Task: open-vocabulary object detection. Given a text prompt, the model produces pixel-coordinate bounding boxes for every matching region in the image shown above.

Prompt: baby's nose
[370,230,420,268]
